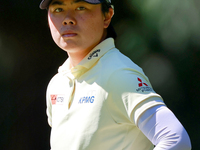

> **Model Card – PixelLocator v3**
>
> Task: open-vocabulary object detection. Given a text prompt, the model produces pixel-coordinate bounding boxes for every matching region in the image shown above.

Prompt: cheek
[48,18,61,42]
[81,14,104,37]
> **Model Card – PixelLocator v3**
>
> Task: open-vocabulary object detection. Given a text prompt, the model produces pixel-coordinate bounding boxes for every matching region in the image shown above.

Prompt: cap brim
[40,0,51,9]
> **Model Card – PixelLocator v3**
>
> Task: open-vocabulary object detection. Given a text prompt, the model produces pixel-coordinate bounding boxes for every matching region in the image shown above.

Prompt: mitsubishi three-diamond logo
[137,77,148,87]
[136,77,153,92]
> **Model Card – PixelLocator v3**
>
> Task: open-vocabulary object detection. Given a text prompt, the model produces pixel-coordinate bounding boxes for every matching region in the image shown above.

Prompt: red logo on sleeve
[51,95,57,105]
[137,78,148,87]
[136,78,152,92]
[50,94,65,105]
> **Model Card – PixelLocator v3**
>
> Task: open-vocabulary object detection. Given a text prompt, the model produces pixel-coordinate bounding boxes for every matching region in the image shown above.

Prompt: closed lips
[62,31,77,37]
[62,33,77,37]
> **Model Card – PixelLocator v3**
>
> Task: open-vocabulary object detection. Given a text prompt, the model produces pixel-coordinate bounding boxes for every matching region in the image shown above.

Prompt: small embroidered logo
[50,94,65,105]
[136,77,153,92]
[88,49,101,60]
[137,77,148,87]
[50,95,57,105]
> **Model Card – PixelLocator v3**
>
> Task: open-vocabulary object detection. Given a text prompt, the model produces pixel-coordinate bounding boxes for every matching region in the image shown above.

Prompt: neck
[67,30,107,69]
[67,52,86,68]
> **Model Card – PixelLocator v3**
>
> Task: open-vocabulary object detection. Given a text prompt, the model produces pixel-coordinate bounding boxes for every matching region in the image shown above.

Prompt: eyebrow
[73,0,85,3]
[51,1,65,6]
[50,0,85,6]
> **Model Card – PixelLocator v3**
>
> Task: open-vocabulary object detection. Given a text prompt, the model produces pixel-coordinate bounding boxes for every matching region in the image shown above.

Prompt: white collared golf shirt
[46,38,165,150]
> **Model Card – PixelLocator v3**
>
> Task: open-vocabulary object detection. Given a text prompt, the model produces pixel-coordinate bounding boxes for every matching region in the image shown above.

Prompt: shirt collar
[58,38,115,79]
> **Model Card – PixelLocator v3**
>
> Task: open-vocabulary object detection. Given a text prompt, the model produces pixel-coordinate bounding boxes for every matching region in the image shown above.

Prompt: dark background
[0,0,199,149]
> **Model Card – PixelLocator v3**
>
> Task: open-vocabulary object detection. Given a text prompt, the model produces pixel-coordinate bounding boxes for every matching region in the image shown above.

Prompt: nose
[62,12,76,26]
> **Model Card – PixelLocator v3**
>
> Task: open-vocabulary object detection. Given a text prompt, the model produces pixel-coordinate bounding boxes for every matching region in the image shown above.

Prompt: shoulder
[102,49,149,84]
[100,48,145,74]
[97,48,153,90]
[107,68,154,94]
[101,48,139,67]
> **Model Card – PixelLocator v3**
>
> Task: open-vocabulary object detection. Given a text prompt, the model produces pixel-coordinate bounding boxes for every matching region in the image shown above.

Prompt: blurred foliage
[0,0,199,149]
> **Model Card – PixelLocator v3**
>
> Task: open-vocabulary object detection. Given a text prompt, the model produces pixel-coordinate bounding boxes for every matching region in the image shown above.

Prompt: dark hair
[101,1,111,14]
[101,2,117,40]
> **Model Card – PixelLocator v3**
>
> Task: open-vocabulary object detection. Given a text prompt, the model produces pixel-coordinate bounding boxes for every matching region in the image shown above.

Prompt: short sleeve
[107,68,165,125]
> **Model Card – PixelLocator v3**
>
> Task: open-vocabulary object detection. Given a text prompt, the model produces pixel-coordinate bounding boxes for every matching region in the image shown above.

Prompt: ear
[104,8,114,28]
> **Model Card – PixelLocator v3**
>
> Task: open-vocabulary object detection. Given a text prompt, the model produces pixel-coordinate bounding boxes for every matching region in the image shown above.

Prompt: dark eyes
[76,6,86,11]
[54,8,63,13]
[54,6,86,13]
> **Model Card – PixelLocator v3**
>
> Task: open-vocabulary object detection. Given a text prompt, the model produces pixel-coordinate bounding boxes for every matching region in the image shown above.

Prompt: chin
[59,44,81,53]
[57,40,76,50]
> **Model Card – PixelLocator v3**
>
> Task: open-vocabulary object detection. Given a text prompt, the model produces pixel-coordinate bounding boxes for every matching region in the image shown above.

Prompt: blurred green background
[0,0,199,149]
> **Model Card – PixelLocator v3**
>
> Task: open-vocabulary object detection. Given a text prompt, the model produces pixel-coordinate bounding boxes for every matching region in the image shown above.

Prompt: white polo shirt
[46,38,165,150]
